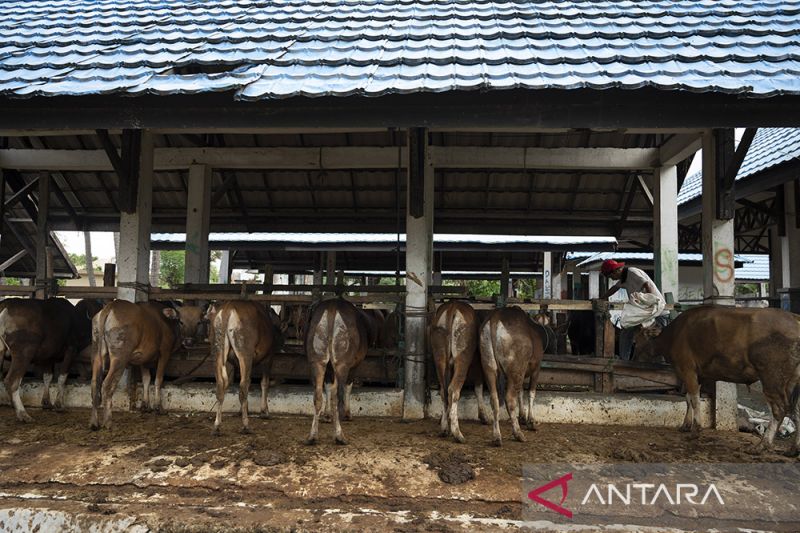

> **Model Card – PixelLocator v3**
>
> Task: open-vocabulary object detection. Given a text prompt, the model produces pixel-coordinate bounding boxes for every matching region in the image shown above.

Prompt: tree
[159,250,185,288]
[68,252,100,271]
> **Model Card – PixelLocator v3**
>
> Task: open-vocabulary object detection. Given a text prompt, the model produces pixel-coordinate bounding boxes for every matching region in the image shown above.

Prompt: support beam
[702,130,736,305]
[35,173,50,299]
[588,271,600,299]
[103,263,116,287]
[717,128,757,220]
[0,146,662,172]
[403,127,432,421]
[219,250,231,284]
[499,255,510,305]
[0,249,27,273]
[782,180,800,312]
[117,130,154,302]
[653,165,679,301]
[184,164,212,284]
[542,251,553,299]
[658,133,702,167]
[701,130,738,431]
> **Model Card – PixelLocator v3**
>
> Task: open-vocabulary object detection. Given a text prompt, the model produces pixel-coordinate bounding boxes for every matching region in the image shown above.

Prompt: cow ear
[162,308,179,320]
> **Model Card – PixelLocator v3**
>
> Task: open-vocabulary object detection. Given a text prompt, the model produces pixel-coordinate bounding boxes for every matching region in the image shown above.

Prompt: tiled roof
[677,128,800,205]
[2,1,800,99]
[735,254,770,280]
[569,251,751,268]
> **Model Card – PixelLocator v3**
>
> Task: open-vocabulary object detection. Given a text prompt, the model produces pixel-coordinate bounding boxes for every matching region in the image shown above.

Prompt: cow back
[305,298,369,366]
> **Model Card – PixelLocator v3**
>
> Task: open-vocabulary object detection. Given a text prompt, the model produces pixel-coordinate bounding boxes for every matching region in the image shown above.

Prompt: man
[601,259,669,360]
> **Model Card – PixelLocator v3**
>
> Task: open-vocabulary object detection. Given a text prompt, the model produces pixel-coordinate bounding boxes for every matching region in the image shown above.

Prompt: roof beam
[0,249,28,273]
[0,146,661,171]
[658,133,702,166]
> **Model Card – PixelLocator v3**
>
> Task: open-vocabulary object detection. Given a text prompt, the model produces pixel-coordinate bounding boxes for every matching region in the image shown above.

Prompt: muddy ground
[0,406,797,532]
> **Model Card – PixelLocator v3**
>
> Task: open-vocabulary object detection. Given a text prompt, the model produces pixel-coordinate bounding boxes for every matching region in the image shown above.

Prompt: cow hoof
[41,400,53,410]
[89,423,100,431]
[140,405,152,413]
[678,423,693,433]
[259,412,271,420]
[491,438,502,447]
[343,413,352,422]
[513,432,527,443]
[321,414,332,424]
[16,412,34,423]
[212,427,222,437]
[335,436,348,446]
[54,404,65,413]
[452,434,466,444]
[439,429,449,438]
[305,437,318,446]
[479,417,489,426]
[240,426,252,435]
[526,422,538,431]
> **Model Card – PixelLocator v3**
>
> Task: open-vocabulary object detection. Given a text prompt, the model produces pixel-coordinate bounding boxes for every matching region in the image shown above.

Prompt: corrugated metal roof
[2,1,800,99]
[677,128,800,205]
[569,250,751,268]
[152,232,617,245]
[735,254,770,280]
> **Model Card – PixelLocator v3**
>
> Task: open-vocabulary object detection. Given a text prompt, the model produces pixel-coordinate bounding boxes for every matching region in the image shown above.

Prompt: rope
[172,348,213,385]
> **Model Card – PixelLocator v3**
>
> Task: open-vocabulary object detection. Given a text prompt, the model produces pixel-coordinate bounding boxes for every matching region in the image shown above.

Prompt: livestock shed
[2,0,800,530]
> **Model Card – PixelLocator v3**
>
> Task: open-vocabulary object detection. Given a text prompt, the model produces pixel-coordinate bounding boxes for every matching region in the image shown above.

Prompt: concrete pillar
[118,130,154,302]
[403,128,433,420]
[184,164,212,284]
[784,180,800,287]
[589,270,600,299]
[551,254,562,300]
[654,165,679,301]
[769,228,783,301]
[34,173,50,299]
[701,132,735,305]
[543,251,552,298]
[702,130,737,430]
[219,250,231,284]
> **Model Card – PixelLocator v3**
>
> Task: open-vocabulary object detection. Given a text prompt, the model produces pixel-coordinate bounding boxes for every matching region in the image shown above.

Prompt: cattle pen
[2,0,800,531]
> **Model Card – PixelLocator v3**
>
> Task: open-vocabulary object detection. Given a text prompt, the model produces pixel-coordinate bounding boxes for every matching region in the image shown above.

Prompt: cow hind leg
[306,362,326,445]
[140,367,152,412]
[788,385,799,457]
[474,381,489,425]
[212,357,230,436]
[41,371,54,409]
[343,381,353,421]
[505,379,525,443]
[525,366,541,430]
[259,362,271,419]
[679,373,700,433]
[4,347,36,423]
[54,346,76,411]
[89,349,105,430]
[153,349,171,414]
[483,367,502,446]
[100,357,127,430]
[447,359,470,444]
[332,366,350,445]
[237,354,253,434]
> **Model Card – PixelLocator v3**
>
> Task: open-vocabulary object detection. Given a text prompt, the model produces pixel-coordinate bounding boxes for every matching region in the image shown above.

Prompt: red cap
[601,259,625,276]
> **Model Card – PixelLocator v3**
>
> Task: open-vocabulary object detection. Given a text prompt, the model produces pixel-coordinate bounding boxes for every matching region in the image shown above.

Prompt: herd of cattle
[0,296,798,454]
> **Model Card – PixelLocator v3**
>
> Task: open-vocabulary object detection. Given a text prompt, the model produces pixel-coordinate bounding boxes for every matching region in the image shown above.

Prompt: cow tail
[488,315,507,407]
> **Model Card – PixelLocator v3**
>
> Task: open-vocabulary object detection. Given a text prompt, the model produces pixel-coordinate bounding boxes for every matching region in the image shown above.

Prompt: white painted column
[184,164,212,284]
[551,254,562,300]
[654,165,680,301]
[34,173,50,299]
[589,270,600,299]
[542,252,552,298]
[701,133,736,305]
[118,131,154,302]
[403,128,433,420]
[701,131,737,430]
[219,250,231,284]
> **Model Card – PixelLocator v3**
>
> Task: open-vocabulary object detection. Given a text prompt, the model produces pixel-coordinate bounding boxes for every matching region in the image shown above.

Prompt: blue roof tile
[678,128,800,205]
[2,0,800,99]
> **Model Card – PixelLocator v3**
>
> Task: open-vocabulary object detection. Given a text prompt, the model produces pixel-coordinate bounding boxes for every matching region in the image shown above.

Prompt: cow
[567,310,596,355]
[531,311,559,354]
[0,298,81,422]
[380,309,401,349]
[280,303,309,341]
[430,301,489,443]
[479,306,545,446]
[210,301,281,435]
[305,297,369,445]
[89,300,205,430]
[634,306,800,455]
[360,308,385,348]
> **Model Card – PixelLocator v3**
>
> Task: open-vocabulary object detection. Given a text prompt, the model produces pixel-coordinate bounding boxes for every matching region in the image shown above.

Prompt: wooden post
[326,251,336,288]
[262,264,274,295]
[403,127,432,420]
[103,263,116,287]
[499,255,510,307]
[117,130,153,302]
[35,173,50,299]
[592,299,615,393]
[184,164,212,284]
[702,129,737,430]
[84,230,97,287]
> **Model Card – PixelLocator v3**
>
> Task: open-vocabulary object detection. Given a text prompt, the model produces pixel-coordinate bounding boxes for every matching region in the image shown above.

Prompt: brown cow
[210,300,280,435]
[380,309,401,349]
[89,300,205,430]
[430,301,489,443]
[280,303,308,341]
[0,298,80,422]
[635,306,800,454]
[360,308,385,348]
[479,306,545,446]
[305,297,369,445]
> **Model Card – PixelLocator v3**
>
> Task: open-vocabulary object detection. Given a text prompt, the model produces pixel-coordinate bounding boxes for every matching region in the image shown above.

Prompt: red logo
[528,472,573,518]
